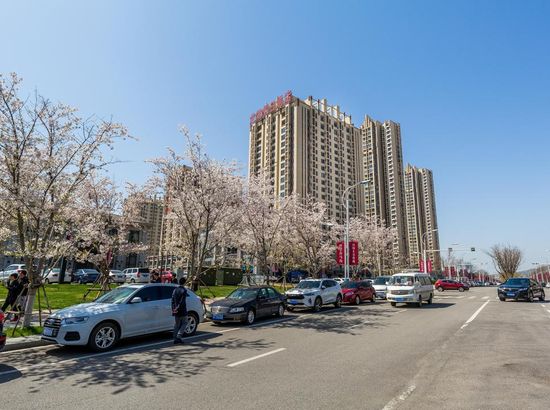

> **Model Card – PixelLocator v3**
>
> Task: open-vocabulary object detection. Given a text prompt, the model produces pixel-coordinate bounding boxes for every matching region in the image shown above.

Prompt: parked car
[498,278,545,302]
[333,277,346,284]
[42,283,205,351]
[372,275,392,299]
[73,269,100,284]
[434,279,470,292]
[0,264,26,282]
[160,270,174,283]
[286,270,309,283]
[108,270,126,284]
[43,268,71,284]
[0,308,6,352]
[386,272,434,307]
[208,286,286,325]
[123,267,150,283]
[341,279,376,304]
[285,279,342,312]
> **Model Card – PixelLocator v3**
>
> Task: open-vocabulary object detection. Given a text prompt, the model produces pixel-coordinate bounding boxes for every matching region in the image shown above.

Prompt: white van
[386,272,434,307]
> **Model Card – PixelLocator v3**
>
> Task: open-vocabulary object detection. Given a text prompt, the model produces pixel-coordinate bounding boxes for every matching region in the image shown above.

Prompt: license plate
[507,292,515,297]
[43,327,54,337]
[395,297,404,302]
[212,313,224,320]
[289,300,298,305]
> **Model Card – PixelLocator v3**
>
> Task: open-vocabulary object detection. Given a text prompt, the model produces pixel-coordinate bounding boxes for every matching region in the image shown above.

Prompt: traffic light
[471,247,476,252]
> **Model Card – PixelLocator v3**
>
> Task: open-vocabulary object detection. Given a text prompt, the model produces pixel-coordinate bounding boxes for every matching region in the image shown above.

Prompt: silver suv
[285,279,342,312]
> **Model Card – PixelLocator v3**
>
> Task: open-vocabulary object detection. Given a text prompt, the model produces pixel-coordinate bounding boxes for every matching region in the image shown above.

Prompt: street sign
[349,241,359,266]
[336,241,345,265]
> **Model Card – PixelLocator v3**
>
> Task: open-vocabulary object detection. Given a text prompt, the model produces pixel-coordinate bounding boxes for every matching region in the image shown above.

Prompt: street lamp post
[421,229,438,275]
[342,180,369,280]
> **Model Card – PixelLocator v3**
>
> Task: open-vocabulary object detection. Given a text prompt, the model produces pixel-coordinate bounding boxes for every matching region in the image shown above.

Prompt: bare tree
[0,73,130,327]
[488,244,523,280]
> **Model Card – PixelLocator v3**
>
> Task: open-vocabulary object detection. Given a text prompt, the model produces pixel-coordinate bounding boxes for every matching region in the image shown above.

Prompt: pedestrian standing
[171,277,188,345]
[1,273,20,313]
[17,270,29,312]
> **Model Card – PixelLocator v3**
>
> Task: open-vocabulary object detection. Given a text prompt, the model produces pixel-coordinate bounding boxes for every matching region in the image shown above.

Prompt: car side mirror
[321,286,326,290]
[385,282,389,285]
[130,297,142,304]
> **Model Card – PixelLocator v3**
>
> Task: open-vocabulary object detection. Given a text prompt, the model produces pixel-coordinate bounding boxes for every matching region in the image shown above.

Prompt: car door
[256,288,271,318]
[266,287,281,314]
[158,285,177,330]
[123,286,162,336]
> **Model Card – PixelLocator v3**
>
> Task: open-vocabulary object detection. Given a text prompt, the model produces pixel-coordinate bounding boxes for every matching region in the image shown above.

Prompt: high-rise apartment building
[249,92,364,223]
[404,164,440,270]
[360,117,408,268]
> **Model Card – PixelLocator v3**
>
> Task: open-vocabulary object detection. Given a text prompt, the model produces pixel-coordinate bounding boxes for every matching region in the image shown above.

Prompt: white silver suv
[42,284,205,351]
[285,279,342,312]
[123,267,150,283]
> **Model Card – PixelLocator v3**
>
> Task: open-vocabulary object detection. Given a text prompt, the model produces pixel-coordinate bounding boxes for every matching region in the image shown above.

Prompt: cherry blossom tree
[147,129,242,281]
[0,73,130,326]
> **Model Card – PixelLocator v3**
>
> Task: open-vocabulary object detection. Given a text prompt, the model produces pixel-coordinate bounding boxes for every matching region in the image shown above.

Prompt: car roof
[393,272,428,277]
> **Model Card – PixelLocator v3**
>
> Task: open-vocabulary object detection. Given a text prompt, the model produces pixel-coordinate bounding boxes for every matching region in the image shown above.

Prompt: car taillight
[0,311,5,323]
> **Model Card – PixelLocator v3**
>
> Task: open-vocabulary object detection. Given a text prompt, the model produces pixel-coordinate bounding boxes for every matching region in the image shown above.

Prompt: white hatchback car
[285,279,342,312]
[43,268,71,284]
[42,284,205,351]
[123,267,150,283]
[386,272,434,307]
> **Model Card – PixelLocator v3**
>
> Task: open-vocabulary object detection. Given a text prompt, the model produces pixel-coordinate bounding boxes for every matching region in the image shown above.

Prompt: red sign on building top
[250,90,293,125]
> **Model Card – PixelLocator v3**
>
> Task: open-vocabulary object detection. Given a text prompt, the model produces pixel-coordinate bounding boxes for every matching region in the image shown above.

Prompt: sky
[2,0,549,272]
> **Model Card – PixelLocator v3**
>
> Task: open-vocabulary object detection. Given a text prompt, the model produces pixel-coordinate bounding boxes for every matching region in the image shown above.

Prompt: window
[267,288,279,298]
[258,288,269,299]
[134,287,161,302]
[160,286,176,300]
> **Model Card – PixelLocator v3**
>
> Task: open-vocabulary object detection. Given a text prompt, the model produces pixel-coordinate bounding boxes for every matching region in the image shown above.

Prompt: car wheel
[355,295,361,305]
[44,279,50,284]
[417,295,423,308]
[499,296,506,302]
[427,294,433,305]
[334,294,342,308]
[313,297,322,312]
[245,309,256,325]
[390,302,397,307]
[437,286,444,292]
[287,306,294,312]
[370,294,376,303]
[184,312,198,336]
[88,321,119,352]
[130,278,135,283]
[277,304,285,317]
[528,291,534,303]
[539,291,545,302]
[458,287,464,292]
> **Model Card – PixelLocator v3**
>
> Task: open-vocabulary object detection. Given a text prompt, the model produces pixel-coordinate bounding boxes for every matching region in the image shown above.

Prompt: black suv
[498,278,545,302]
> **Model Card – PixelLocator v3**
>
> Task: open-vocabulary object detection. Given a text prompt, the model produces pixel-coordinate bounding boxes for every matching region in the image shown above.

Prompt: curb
[3,337,52,352]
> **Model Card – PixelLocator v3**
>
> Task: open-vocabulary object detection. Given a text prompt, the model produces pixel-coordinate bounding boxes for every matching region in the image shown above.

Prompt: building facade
[249,92,365,224]
[404,164,441,270]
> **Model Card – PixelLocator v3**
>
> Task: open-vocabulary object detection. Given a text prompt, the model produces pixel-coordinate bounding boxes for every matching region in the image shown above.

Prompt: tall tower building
[360,118,408,268]
[404,164,440,270]
[249,92,364,223]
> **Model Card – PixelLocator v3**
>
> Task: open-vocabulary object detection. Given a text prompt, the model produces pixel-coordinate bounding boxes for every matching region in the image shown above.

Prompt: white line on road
[227,348,286,368]
[460,300,490,330]
[482,296,489,300]
[382,384,416,410]
[542,304,546,308]
[468,296,476,299]
[547,309,550,315]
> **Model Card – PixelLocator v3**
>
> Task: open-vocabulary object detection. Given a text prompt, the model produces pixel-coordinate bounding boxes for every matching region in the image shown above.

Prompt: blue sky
[2,0,549,272]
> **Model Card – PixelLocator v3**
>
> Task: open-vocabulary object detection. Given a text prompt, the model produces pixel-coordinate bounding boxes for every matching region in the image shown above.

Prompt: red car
[341,280,376,304]
[161,270,174,283]
[434,279,469,292]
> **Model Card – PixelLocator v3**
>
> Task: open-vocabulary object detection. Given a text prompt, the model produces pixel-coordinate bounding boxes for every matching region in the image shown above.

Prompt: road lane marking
[460,300,490,330]
[468,296,476,299]
[482,296,489,300]
[382,384,416,410]
[547,309,550,314]
[227,348,286,367]
[542,304,546,308]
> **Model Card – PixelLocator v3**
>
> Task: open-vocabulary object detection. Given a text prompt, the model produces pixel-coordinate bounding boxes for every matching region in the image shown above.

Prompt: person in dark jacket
[17,270,30,312]
[150,271,161,283]
[1,273,20,312]
[171,278,188,344]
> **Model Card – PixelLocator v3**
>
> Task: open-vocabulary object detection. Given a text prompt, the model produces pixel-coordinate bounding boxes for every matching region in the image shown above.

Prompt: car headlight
[229,307,245,313]
[61,316,89,325]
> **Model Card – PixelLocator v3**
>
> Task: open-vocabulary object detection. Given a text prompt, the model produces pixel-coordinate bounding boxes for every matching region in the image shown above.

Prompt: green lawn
[2,325,43,338]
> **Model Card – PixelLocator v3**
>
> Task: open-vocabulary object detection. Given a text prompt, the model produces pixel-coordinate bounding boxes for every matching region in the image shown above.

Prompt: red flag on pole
[427,259,433,273]
[336,242,345,265]
[419,259,425,272]
[349,241,359,266]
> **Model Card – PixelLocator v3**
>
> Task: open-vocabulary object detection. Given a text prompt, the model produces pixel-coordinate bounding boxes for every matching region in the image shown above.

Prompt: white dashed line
[460,300,490,330]
[468,296,476,299]
[227,348,286,367]
[382,384,416,410]
[482,296,489,300]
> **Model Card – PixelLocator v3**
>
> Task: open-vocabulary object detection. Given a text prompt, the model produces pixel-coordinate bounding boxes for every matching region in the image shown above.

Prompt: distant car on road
[41,283,205,351]
[73,269,100,284]
[109,270,126,284]
[123,267,150,283]
[372,275,392,299]
[498,278,545,302]
[208,286,286,325]
[286,270,309,283]
[341,280,376,305]
[43,268,71,284]
[285,279,342,312]
[434,279,469,292]
[0,264,26,283]
[387,272,434,307]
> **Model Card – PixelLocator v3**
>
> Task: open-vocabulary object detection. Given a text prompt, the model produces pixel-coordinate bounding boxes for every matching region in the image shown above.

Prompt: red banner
[419,259,425,272]
[336,241,345,265]
[349,241,359,266]
[427,259,433,273]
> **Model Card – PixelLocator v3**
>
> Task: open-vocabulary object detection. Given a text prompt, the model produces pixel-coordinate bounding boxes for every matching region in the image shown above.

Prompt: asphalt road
[1,287,549,410]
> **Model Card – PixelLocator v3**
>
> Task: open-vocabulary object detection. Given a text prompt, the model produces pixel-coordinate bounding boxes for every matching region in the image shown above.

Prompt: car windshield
[390,276,414,286]
[505,278,529,286]
[373,277,390,285]
[297,280,321,289]
[227,288,259,299]
[341,281,359,289]
[94,287,136,304]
